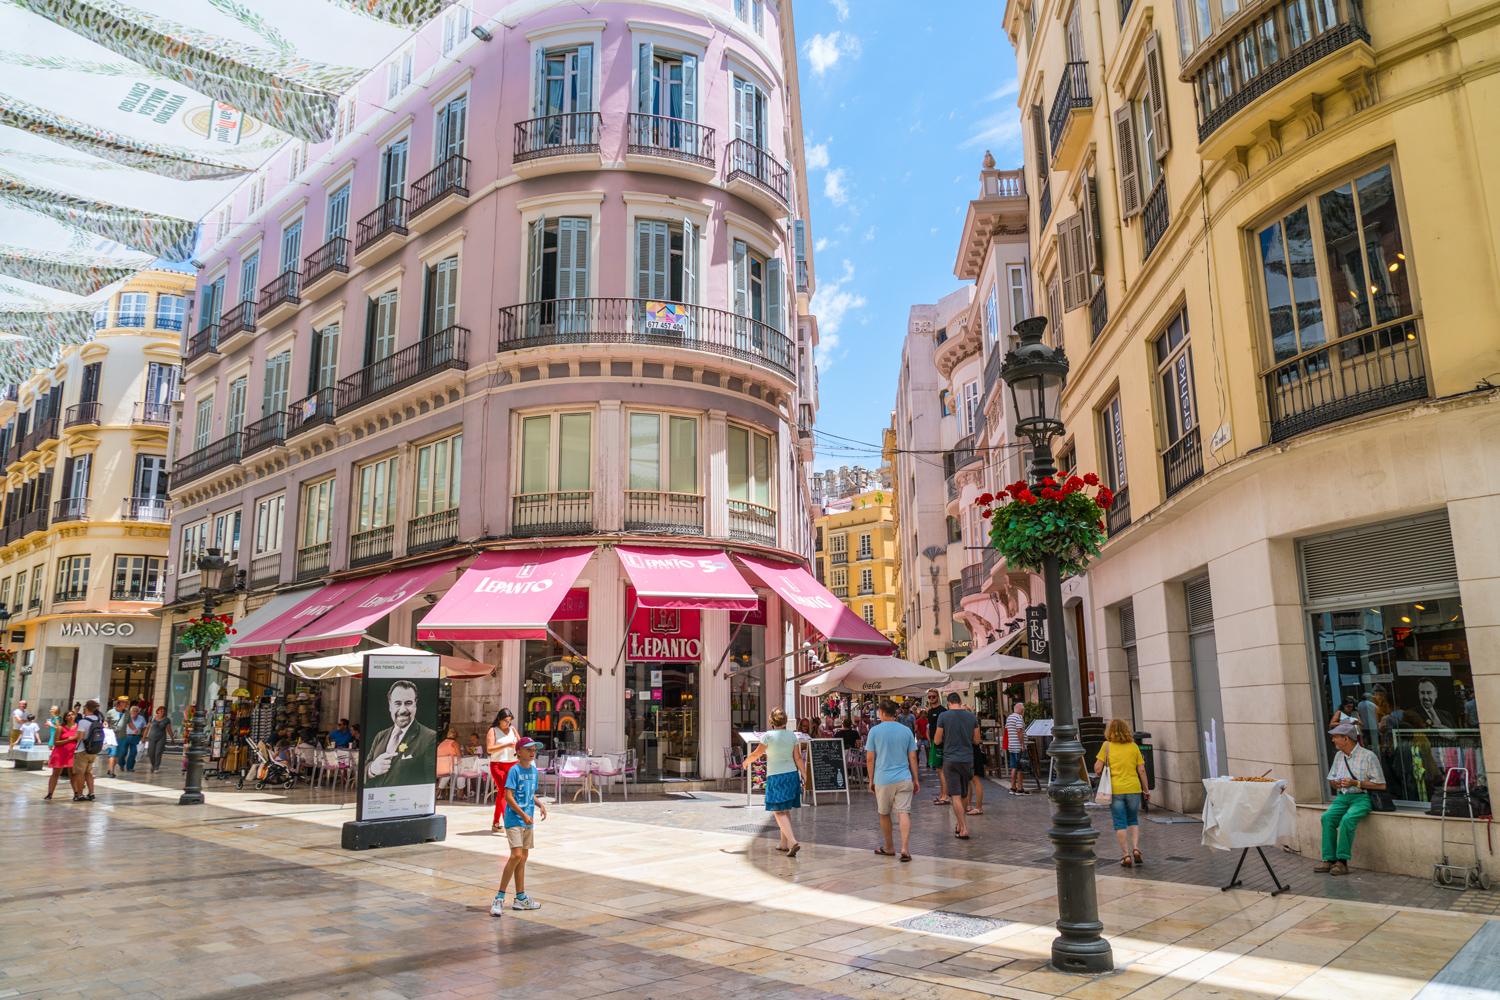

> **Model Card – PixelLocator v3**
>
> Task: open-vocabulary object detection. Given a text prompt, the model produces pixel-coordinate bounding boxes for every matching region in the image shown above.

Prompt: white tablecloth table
[1200,777,1296,894]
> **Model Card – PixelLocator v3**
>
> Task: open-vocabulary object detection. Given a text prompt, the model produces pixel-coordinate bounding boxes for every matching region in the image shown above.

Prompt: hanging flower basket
[977,473,1116,577]
[182,614,236,653]
[0,647,11,670]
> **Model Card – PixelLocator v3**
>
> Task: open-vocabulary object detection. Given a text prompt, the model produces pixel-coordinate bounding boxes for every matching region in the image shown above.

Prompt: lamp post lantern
[179,547,229,806]
[999,316,1113,974]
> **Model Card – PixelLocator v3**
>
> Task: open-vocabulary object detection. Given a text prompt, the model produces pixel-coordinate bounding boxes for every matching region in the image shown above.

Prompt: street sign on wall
[1027,605,1049,660]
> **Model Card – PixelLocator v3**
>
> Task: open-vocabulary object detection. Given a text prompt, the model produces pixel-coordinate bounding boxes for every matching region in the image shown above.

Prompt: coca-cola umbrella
[799,655,949,698]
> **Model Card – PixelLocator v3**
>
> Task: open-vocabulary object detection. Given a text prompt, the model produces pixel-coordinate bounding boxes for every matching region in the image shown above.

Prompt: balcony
[497,298,794,382]
[53,587,88,605]
[302,236,350,298]
[286,387,336,438]
[624,490,703,535]
[250,553,281,589]
[241,411,287,459]
[1142,179,1169,259]
[174,432,242,485]
[960,561,989,598]
[64,401,100,429]
[724,139,791,215]
[1106,486,1131,537]
[727,499,776,547]
[408,154,470,231]
[296,542,330,581]
[1162,427,1204,499]
[354,196,408,265]
[511,491,593,538]
[626,114,716,178]
[1089,285,1109,342]
[218,299,257,353]
[155,313,183,332]
[350,524,395,567]
[334,325,469,416]
[257,268,301,327]
[133,401,172,427]
[18,506,48,540]
[513,112,602,174]
[408,508,459,554]
[15,414,60,459]
[121,497,169,522]
[52,497,89,523]
[1191,0,1372,159]
[831,585,849,599]
[186,321,220,371]
[1264,318,1427,443]
[952,434,982,470]
[1048,61,1093,166]
[830,550,848,565]
[112,583,165,602]
[1038,181,1053,227]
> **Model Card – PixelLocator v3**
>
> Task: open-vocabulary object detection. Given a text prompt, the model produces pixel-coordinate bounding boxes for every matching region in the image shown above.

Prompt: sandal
[1121,856,1133,868]
[966,808,983,816]
[899,853,912,863]
[874,847,895,857]
[786,843,801,858]
[933,797,950,805]
[954,828,970,840]
[1133,850,1144,866]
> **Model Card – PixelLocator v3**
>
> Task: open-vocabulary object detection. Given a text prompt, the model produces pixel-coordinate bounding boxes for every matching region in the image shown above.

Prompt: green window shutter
[766,257,784,332]
[637,42,653,113]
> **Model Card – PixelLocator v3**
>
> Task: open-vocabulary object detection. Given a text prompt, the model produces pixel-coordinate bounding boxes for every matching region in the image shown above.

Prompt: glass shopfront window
[1310,597,1483,808]
[624,598,702,780]
[521,618,588,753]
[729,618,765,743]
[166,621,227,732]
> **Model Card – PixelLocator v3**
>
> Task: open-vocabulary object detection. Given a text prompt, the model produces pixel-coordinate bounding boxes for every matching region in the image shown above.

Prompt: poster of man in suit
[358,654,439,821]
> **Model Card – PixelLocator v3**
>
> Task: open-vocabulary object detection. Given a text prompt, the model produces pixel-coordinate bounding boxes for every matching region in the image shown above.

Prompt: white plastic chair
[592,753,626,799]
[555,755,599,802]
[453,755,487,802]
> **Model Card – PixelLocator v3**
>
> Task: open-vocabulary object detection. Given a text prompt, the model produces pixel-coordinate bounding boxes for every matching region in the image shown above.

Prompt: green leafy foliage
[978,474,1115,577]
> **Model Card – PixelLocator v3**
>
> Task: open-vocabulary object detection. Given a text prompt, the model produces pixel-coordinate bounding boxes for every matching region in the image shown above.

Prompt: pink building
[158,0,851,781]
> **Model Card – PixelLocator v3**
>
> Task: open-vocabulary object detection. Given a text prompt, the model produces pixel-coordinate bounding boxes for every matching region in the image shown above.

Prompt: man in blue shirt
[328,719,354,749]
[865,700,920,861]
[492,737,547,916]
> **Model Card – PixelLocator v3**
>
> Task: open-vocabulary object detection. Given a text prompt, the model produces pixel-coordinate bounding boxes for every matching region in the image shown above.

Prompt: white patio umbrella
[287,645,493,680]
[799,655,949,698]
[946,641,1050,684]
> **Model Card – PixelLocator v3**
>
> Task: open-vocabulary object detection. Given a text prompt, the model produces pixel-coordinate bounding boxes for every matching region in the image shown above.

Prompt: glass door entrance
[625,661,699,780]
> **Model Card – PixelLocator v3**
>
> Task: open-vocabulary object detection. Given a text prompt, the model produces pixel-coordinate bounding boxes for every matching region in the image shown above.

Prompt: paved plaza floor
[3,766,1497,1000]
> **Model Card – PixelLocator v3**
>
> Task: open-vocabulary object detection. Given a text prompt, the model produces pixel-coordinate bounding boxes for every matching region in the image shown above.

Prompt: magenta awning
[279,557,466,655]
[227,577,373,658]
[616,545,758,611]
[416,547,595,641]
[736,554,895,655]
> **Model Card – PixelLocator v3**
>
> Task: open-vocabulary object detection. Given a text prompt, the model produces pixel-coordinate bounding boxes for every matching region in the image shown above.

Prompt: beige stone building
[0,269,187,730]
[1003,0,1500,874]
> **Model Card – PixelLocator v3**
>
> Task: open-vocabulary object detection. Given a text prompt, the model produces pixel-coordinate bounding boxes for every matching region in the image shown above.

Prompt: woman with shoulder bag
[486,709,520,833]
[1092,718,1150,867]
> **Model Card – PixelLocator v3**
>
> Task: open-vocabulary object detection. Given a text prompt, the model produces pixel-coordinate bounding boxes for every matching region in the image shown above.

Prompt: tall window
[726,425,772,507]
[213,509,241,559]
[380,137,409,204]
[300,478,335,547]
[29,566,42,607]
[857,533,873,560]
[366,290,399,364]
[155,294,186,331]
[56,555,89,600]
[280,219,303,272]
[436,94,468,159]
[253,493,285,555]
[200,276,225,327]
[628,412,697,494]
[13,571,24,610]
[310,323,340,392]
[80,362,101,404]
[527,217,591,301]
[1100,393,1128,491]
[113,555,164,600]
[636,220,697,303]
[962,380,980,435]
[860,568,874,594]
[263,351,290,416]
[732,240,782,330]
[326,183,351,241]
[355,456,399,532]
[133,455,168,501]
[425,256,459,334]
[145,362,178,407]
[830,532,847,556]
[441,4,471,54]
[984,284,1001,350]
[535,44,595,146]
[179,521,208,576]
[117,292,147,327]
[193,396,212,449]
[61,454,90,500]
[640,45,698,121]
[1154,310,1197,449]
[0,576,11,612]
[415,433,463,515]
[732,76,767,149]
[861,604,876,626]
[239,251,260,305]
[226,376,247,435]
[1008,265,1029,328]
[519,413,590,497]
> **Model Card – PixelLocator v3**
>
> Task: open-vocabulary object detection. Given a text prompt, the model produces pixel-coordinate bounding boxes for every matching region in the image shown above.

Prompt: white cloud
[803,31,861,76]
[806,142,830,171]
[962,111,1023,150]
[830,0,850,21]
[814,236,832,252]
[823,167,849,206]
[862,225,877,242]
[984,79,1020,103]
[811,259,867,369]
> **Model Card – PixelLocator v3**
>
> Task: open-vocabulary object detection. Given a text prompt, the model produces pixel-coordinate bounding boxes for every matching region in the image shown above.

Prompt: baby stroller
[237,738,298,790]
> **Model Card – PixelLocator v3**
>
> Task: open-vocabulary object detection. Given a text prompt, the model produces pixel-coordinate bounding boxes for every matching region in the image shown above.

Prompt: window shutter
[1083,177,1103,275]
[1114,105,1142,219]
[793,219,807,262]
[532,46,546,117]
[767,257,784,332]
[421,262,435,338]
[1060,215,1086,311]
[528,217,545,301]
[635,220,654,298]
[1185,577,1214,632]
[682,218,697,303]
[558,218,589,299]
[1119,602,1136,647]
[733,240,750,316]
[681,53,697,123]
[651,222,668,300]
[576,44,593,116]
[1031,104,1049,175]
[637,43,653,113]
[1299,512,1458,606]
[363,298,378,365]
[60,457,74,499]
[1145,31,1171,157]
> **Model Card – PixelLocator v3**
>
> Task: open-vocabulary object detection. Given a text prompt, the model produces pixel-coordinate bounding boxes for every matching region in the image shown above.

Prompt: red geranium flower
[1083,472,1099,486]
[1066,476,1084,491]
[981,508,993,519]
[1041,476,1057,487]
[1097,487,1115,508]
[978,492,994,506]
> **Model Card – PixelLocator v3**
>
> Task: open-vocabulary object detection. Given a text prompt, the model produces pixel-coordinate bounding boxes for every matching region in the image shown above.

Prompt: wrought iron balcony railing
[303,236,349,287]
[187,322,220,363]
[335,325,469,414]
[1039,181,1053,226]
[258,268,301,317]
[725,139,791,208]
[1264,318,1427,443]
[1142,179,1169,259]
[1048,61,1092,160]
[64,401,100,428]
[623,490,704,535]
[408,508,459,554]
[511,491,593,537]
[355,195,408,254]
[626,113,715,167]
[1162,427,1204,499]
[121,497,169,522]
[350,524,395,567]
[1089,285,1109,342]
[409,154,470,220]
[727,499,776,547]
[53,586,89,604]
[242,411,287,457]
[19,414,59,455]
[830,550,848,565]
[513,112,602,162]
[174,432,242,484]
[286,387,336,437]
[220,298,255,338]
[296,542,330,580]
[1106,485,1131,537]
[112,583,165,602]
[250,553,281,588]
[952,434,982,469]
[132,401,172,426]
[960,561,988,597]
[497,297,794,381]
[52,497,89,523]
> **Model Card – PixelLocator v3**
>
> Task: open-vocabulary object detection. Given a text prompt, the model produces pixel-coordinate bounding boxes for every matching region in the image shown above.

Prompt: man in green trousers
[1316,722,1386,875]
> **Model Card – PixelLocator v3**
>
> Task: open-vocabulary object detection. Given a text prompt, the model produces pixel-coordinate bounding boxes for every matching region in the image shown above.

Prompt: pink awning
[227,578,373,658]
[736,554,896,655]
[416,547,595,641]
[616,545,758,611]
[279,557,466,655]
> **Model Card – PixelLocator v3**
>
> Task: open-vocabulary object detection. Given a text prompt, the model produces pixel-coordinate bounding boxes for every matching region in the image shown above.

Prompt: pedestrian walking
[485,708,519,833]
[491,736,547,916]
[119,703,148,772]
[9,699,27,747]
[934,693,981,839]
[1093,718,1150,867]
[45,711,79,800]
[865,699,919,861]
[742,707,804,857]
[72,699,104,801]
[144,706,173,773]
[1004,702,1030,795]
[923,689,949,804]
[103,696,129,776]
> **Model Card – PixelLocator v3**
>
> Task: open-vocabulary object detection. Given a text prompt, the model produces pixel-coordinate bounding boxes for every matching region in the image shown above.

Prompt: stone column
[1091,601,1133,725]
[706,409,728,537]
[1132,582,1203,812]
[596,401,623,532]
[586,553,625,754]
[1449,495,1500,792]
[700,609,731,780]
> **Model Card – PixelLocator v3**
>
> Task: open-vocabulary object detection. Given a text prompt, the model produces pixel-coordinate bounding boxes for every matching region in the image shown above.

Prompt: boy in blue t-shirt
[491,736,547,916]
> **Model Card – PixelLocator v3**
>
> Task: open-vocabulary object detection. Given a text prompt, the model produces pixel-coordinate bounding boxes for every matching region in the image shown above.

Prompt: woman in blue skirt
[744,707,805,857]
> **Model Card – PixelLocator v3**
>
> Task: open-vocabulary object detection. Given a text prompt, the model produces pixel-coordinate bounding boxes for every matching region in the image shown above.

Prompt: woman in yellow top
[1092,718,1150,867]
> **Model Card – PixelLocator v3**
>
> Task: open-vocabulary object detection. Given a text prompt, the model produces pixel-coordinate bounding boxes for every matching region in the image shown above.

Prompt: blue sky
[795,0,1022,471]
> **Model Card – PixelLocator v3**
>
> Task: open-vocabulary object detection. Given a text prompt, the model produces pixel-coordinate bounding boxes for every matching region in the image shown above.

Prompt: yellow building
[1003,0,1500,875]
[0,269,189,732]
[815,488,899,644]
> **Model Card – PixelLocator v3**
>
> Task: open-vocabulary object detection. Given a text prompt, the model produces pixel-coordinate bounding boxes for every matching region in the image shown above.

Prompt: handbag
[1094,743,1113,805]
[1340,755,1394,811]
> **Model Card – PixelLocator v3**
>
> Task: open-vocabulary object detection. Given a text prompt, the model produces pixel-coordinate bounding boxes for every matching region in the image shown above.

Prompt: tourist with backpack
[71,699,105,801]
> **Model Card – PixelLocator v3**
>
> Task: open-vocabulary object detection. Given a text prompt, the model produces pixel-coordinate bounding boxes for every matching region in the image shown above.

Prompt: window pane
[415,447,432,516]
[1258,222,1298,361]
[629,413,659,490]
[1284,207,1326,354]
[558,413,591,491]
[521,416,551,494]
[1319,182,1371,336]
[449,435,462,510]
[668,416,697,493]
[727,426,748,501]
[752,433,771,506]
[1355,166,1413,325]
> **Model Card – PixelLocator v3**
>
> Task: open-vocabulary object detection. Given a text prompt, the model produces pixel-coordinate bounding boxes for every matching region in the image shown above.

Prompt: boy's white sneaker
[489,895,506,917]
[512,895,541,911]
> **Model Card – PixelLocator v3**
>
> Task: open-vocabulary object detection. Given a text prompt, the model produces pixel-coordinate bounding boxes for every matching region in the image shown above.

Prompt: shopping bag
[1094,745,1112,805]
[103,727,118,750]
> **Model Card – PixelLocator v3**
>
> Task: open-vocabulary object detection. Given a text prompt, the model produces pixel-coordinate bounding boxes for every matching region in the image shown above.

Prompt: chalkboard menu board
[808,738,849,803]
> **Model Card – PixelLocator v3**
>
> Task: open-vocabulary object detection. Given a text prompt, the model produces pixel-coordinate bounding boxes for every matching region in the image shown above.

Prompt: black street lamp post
[999,316,1113,974]
[179,547,229,806]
